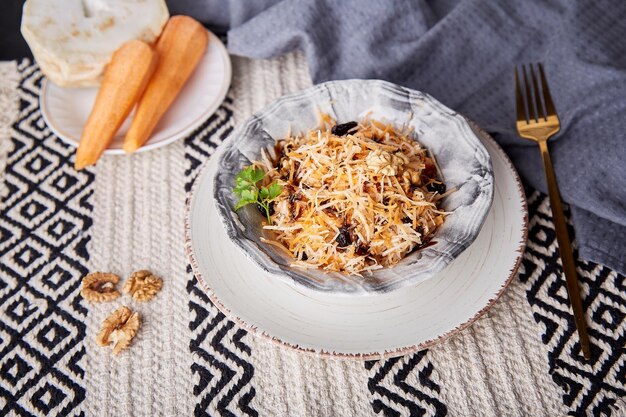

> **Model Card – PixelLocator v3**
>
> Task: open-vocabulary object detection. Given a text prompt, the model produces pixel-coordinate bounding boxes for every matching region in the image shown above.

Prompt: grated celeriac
[253,115,448,275]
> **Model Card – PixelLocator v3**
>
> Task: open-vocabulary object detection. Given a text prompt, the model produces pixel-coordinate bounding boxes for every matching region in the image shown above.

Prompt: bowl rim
[213,79,495,293]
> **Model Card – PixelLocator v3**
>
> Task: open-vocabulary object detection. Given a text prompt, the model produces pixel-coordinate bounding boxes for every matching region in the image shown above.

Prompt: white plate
[39,30,231,154]
[185,124,527,359]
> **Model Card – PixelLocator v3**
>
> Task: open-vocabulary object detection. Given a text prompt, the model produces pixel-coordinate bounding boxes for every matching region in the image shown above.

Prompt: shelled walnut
[402,170,421,186]
[365,149,408,176]
[123,270,163,302]
[97,306,140,355]
[81,272,121,302]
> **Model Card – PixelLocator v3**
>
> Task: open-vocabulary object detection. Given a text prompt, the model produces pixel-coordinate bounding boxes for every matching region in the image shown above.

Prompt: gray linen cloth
[167,0,626,275]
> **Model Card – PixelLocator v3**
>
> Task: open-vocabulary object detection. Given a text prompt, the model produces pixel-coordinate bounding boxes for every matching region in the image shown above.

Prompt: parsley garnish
[233,167,282,224]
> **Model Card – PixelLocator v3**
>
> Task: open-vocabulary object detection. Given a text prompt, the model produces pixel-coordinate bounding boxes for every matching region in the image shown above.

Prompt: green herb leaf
[233,183,250,197]
[233,171,259,210]
[234,168,262,199]
[235,176,249,188]
[236,167,259,183]
[235,198,257,210]
[240,188,257,202]
[234,167,264,188]
[250,167,265,183]
[232,167,281,225]
[267,182,283,200]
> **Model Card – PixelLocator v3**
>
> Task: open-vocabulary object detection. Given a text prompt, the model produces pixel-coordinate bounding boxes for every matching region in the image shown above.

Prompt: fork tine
[514,67,527,123]
[522,65,537,121]
[538,63,557,117]
[529,64,546,121]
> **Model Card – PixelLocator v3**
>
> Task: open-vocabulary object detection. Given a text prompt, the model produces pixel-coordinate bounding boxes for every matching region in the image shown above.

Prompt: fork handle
[538,140,591,360]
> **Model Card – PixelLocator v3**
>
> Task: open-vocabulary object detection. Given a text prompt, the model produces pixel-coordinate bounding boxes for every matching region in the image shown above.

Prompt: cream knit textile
[84,141,193,416]
[78,51,567,416]
[0,62,19,202]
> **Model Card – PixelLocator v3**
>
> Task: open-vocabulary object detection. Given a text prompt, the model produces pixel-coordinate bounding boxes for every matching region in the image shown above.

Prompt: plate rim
[184,121,529,360]
[39,30,232,155]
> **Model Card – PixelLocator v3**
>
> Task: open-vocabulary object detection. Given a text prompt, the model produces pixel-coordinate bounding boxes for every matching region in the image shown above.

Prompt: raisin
[356,243,369,256]
[423,157,437,178]
[335,226,352,247]
[402,216,412,224]
[325,206,338,218]
[416,239,437,250]
[331,121,358,136]
[288,190,302,203]
[301,252,308,261]
[426,182,446,194]
[273,143,284,167]
[256,202,274,217]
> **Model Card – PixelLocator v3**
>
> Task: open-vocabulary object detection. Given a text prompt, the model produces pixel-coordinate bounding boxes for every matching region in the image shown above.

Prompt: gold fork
[514,63,591,360]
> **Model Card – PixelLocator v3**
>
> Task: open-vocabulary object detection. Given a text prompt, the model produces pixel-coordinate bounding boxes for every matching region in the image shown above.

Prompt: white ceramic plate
[185,124,527,359]
[39,30,231,154]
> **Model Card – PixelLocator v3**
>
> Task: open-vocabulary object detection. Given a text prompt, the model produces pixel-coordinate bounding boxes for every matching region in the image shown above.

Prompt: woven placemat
[0,55,624,417]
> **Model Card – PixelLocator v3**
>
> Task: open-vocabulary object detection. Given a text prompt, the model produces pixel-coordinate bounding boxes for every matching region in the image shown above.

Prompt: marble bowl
[213,79,494,293]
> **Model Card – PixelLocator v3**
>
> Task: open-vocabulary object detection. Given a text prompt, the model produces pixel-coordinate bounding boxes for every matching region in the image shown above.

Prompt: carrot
[74,40,156,170]
[123,16,208,153]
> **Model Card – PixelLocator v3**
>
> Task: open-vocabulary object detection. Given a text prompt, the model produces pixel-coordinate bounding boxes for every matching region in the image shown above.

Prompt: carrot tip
[123,143,139,154]
[74,160,88,170]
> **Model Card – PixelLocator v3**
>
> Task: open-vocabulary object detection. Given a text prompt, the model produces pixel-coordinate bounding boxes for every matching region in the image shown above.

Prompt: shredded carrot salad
[253,115,448,275]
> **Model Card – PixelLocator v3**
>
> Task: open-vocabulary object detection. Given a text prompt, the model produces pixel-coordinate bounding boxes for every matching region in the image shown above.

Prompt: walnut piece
[366,149,408,176]
[402,170,421,185]
[123,270,163,302]
[97,306,140,355]
[81,272,121,302]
